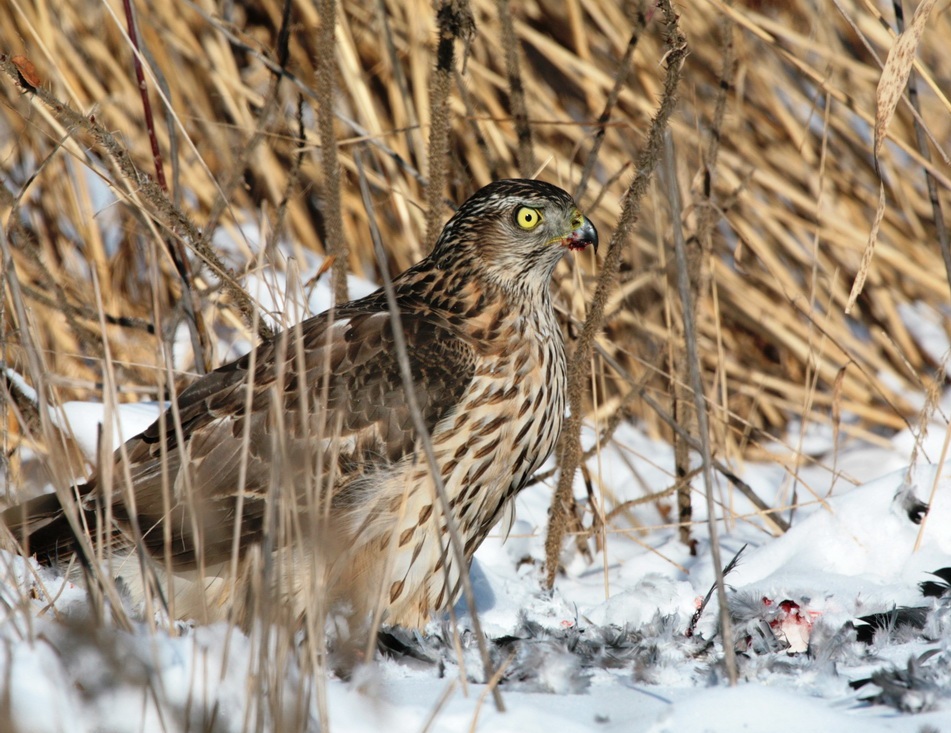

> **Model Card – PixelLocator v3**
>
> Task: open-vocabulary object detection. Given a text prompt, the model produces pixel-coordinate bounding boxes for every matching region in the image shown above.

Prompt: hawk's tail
[2,485,98,566]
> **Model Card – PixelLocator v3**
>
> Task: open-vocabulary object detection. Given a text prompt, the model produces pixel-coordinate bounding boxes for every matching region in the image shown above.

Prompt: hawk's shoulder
[329,293,479,458]
[137,285,480,464]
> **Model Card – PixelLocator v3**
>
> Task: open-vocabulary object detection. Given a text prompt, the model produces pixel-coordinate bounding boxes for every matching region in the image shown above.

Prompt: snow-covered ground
[4,402,951,732]
[3,245,951,731]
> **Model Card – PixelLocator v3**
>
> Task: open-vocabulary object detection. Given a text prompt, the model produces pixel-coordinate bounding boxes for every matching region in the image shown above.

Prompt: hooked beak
[564,214,598,253]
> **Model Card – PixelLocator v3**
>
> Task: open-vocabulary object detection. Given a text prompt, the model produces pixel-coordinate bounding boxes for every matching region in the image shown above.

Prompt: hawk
[4,179,598,629]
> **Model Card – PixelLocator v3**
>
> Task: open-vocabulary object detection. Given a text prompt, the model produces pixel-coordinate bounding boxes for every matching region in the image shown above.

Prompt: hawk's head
[432,179,598,292]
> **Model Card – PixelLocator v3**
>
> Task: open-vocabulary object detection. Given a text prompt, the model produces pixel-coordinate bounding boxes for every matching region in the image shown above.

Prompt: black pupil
[524,211,533,222]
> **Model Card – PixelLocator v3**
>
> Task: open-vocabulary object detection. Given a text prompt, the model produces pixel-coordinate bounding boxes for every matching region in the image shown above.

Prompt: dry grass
[1,0,950,679]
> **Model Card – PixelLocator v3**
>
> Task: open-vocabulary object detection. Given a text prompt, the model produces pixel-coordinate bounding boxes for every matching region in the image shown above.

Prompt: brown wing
[98,299,478,569]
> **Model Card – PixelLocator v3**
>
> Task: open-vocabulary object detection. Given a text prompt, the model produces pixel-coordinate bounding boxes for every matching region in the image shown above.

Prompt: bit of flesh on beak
[564,214,598,253]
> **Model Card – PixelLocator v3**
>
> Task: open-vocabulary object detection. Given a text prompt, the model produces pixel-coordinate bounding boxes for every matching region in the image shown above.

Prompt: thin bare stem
[545,2,688,589]
[424,0,475,250]
[892,0,951,300]
[575,12,647,202]
[315,0,350,304]
[355,149,505,712]
[663,129,737,684]
[496,0,534,176]
[121,0,210,372]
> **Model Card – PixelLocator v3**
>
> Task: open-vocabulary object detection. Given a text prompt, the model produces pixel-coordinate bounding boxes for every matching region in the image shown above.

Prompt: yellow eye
[514,206,542,230]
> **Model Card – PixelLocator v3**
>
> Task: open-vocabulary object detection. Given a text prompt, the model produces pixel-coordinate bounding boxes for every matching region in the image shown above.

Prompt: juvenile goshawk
[5,179,598,628]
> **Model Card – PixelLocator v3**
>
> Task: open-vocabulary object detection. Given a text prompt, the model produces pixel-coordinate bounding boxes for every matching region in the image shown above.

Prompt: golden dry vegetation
[1,0,950,564]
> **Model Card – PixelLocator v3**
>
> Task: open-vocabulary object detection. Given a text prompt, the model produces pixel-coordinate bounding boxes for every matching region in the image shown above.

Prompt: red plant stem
[123,0,167,192]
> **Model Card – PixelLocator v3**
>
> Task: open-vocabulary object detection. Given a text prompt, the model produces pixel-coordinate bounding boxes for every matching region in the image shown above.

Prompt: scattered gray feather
[856,651,951,713]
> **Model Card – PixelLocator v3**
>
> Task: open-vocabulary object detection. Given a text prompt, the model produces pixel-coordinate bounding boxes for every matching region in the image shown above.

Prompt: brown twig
[544,1,688,589]
[892,0,951,301]
[273,97,308,257]
[672,10,734,551]
[122,0,210,373]
[495,0,534,176]
[575,10,647,202]
[121,0,167,193]
[424,0,475,250]
[664,128,738,683]
[315,0,350,305]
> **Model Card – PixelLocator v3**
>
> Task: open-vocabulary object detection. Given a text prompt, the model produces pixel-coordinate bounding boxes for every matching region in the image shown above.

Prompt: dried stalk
[673,10,735,550]
[424,0,475,250]
[892,0,951,299]
[121,0,210,373]
[575,7,647,202]
[664,128,737,683]
[355,149,505,712]
[315,0,350,304]
[545,1,687,589]
[0,55,271,341]
[495,0,534,176]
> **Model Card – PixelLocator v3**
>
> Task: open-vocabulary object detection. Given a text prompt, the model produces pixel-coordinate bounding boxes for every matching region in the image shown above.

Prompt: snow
[726,465,951,594]
[56,400,163,462]
[646,683,928,733]
[5,404,951,732]
[1,640,82,733]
